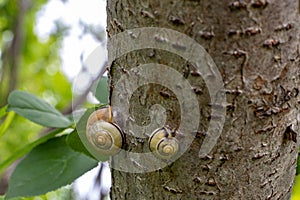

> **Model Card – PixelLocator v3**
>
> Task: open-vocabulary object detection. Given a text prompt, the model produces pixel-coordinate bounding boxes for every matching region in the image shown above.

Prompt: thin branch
[62,62,108,115]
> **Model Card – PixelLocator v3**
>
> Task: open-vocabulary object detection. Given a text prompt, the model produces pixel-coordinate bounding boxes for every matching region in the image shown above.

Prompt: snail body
[86,106,124,156]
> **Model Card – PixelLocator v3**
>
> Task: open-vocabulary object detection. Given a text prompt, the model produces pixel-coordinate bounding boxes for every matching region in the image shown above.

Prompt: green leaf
[1,186,73,200]
[75,108,109,162]
[0,111,15,139]
[94,76,108,104]
[66,129,94,159]
[7,91,72,128]
[0,128,64,174]
[6,136,98,199]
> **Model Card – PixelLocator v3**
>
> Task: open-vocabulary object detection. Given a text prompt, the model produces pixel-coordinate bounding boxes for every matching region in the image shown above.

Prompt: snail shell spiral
[86,106,124,156]
[149,127,179,159]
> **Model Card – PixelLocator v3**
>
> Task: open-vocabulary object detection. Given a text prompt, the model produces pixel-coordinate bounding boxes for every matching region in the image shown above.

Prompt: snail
[86,106,125,156]
[148,127,179,159]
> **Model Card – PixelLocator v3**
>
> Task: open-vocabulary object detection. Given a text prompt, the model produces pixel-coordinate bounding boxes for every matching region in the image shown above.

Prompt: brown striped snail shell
[86,106,124,156]
[148,127,179,159]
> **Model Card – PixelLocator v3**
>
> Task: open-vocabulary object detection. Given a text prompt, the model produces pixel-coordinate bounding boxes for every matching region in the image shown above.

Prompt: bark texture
[107,0,300,199]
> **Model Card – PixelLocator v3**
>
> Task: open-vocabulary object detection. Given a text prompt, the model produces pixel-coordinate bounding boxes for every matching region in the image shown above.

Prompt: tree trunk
[107,0,300,199]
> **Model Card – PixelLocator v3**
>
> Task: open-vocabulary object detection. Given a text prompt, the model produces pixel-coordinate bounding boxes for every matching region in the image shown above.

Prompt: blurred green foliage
[0,0,71,105]
[0,0,71,161]
[0,0,73,197]
[292,176,300,200]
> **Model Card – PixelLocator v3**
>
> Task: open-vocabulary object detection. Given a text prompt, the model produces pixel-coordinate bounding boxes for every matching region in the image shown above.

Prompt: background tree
[107,0,300,199]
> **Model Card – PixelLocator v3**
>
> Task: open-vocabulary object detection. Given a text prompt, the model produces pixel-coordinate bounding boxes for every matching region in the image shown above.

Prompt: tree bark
[107,0,300,199]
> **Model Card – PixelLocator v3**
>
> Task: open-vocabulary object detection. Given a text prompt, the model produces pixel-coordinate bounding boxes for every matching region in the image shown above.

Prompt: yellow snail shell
[86,106,124,156]
[149,127,179,159]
